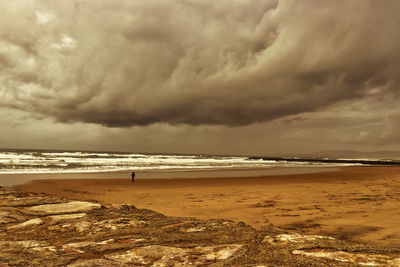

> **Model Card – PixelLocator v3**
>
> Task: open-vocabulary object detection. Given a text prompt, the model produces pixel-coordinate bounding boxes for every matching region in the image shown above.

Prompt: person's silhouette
[131,171,135,182]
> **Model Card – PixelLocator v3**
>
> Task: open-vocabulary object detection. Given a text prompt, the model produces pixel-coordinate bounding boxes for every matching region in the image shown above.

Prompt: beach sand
[14,166,400,248]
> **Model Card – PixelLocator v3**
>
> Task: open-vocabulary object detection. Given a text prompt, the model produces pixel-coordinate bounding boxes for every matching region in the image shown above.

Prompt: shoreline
[0,166,339,186]
[14,166,400,248]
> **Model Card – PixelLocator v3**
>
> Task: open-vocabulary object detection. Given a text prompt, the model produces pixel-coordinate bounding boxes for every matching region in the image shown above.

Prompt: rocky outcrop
[0,186,399,266]
[26,201,101,215]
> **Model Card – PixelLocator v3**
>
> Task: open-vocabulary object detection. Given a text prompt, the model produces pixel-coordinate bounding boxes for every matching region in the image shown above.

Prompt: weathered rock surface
[8,217,43,229]
[26,201,101,215]
[0,186,399,266]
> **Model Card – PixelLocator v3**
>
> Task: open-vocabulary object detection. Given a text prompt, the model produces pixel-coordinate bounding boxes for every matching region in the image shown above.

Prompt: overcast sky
[1,0,400,156]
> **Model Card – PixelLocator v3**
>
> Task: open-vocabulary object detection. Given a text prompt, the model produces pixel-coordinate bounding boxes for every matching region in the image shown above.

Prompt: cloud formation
[1,0,399,127]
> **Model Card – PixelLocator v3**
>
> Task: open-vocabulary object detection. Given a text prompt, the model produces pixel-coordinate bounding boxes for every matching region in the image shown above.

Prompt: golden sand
[15,166,400,248]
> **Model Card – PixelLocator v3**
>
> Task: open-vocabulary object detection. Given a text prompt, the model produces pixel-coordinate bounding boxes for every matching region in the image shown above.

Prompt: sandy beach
[15,166,400,248]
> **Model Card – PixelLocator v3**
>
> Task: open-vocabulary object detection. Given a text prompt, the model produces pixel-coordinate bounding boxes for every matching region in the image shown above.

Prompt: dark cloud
[1,0,400,127]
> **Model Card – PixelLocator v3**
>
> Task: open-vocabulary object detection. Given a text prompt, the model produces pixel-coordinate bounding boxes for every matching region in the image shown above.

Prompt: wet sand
[0,166,337,186]
[14,166,400,248]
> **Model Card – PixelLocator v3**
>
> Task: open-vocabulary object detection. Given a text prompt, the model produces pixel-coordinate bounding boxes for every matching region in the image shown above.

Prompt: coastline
[0,166,339,186]
[14,166,400,248]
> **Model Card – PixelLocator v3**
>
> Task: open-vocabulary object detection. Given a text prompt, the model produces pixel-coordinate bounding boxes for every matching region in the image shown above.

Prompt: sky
[1,0,400,156]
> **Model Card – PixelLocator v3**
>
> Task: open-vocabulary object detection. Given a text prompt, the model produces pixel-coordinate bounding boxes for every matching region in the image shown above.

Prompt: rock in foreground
[0,186,399,266]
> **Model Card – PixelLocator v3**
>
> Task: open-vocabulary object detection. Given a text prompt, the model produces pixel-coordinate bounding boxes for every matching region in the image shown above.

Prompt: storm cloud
[1,0,400,127]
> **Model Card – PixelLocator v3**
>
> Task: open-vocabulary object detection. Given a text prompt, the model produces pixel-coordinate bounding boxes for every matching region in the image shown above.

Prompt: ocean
[0,149,369,174]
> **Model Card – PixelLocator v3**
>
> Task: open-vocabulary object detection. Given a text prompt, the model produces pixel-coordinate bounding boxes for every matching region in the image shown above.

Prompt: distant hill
[304,150,400,160]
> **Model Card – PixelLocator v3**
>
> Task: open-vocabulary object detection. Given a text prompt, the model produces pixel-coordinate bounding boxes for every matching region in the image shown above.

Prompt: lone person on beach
[131,171,135,182]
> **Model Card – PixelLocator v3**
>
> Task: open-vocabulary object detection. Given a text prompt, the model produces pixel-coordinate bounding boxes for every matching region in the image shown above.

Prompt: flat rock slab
[0,196,65,207]
[48,213,87,222]
[293,249,400,266]
[8,218,43,229]
[104,244,244,266]
[68,258,127,267]
[26,201,101,215]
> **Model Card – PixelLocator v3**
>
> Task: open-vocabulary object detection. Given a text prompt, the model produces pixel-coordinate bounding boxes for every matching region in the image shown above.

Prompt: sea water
[0,149,355,174]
